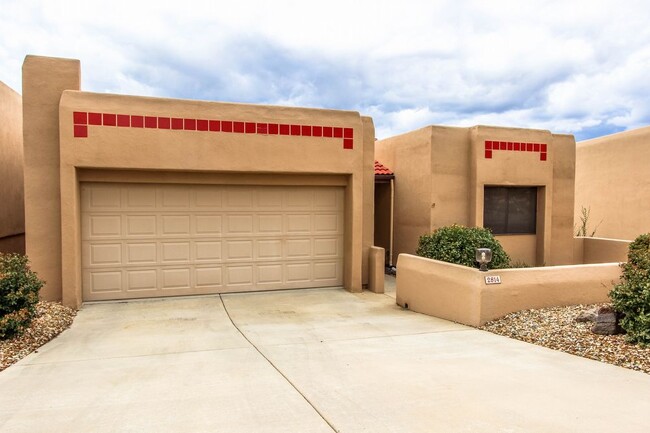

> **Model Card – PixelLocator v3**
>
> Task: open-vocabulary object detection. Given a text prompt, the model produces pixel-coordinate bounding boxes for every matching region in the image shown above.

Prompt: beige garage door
[81,183,344,301]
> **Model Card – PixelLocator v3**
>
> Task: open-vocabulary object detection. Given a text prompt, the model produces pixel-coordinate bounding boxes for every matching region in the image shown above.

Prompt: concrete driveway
[1,285,649,432]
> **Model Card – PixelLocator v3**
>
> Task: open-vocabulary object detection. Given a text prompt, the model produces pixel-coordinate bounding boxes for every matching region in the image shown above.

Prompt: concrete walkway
[1,283,649,432]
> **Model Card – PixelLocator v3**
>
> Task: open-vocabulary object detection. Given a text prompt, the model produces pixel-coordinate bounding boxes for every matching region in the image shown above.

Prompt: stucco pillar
[22,55,80,301]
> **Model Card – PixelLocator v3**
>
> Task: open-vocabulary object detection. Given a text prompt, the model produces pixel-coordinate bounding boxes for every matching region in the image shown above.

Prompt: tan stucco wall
[376,124,576,267]
[0,81,25,254]
[576,127,650,241]
[22,56,80,300]
[375,126,433,265]
[55,86,373,306]
[397,254,620,327]
[574,237,629,264]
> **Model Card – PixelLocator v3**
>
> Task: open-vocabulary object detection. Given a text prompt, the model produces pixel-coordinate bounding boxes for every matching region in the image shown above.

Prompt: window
[483,187,537,234]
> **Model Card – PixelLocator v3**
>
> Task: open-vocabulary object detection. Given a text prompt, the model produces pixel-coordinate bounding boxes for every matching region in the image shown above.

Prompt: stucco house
[375,124,576,267]
[12,55,377,307]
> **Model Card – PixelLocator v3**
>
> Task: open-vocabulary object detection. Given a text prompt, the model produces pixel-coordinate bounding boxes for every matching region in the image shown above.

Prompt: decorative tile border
[484,140,547,161]
[72,111,354,150]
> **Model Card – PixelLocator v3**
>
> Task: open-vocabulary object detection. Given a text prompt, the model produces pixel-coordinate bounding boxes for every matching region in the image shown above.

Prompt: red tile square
[527,143,533,151]
[117,114,130,127]
[88,113,102,125]
[158,117,170,129]
[103,113,116,126]
[279,124,290,135]
[323,126,333,137]
[343,138,353,149]
[485,149,492,159]
[197,119,208,131]
[184,118,196,130]
[333,127,343,138]
[131,115,144,128]
[290,125,301,136]
[344,128,353,138]
[540,152,547,161]
[245,122,256,133]
[485,141,492,150]
[73,111,87,125]
[520,143,526,151]
[313,126,323,137]
[268,123,278,135]
[74,125,88,138]
[145,116,157,128]
[507,142,513,151]
[514,142,520,151]
[233,121,245,133]
[533,143,540,152]
[221,121,233,133]
[209,120,220,132]
[541,143,547,153]
[257,123,268,134]
[172,118,184,130]
[301,125,312,136]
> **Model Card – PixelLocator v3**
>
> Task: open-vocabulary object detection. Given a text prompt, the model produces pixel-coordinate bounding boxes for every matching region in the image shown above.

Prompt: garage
[81,182,344,301]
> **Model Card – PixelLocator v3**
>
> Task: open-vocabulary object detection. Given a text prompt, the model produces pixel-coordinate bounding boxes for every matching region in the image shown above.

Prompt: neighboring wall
[576,127,650,241]
[0,81,25,254]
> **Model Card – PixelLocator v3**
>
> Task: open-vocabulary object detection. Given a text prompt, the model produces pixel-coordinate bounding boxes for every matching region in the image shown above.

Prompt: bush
[416,224,510,269]
[610,233,650,346]
[0,253,44,340]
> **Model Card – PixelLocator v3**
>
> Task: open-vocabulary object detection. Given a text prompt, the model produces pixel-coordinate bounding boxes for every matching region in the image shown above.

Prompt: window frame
[483,186,537,235]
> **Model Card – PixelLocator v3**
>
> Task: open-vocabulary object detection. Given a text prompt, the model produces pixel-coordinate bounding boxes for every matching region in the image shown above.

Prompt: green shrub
[0,253,44,340]
[610,233,650,346]
[416,224,510,269]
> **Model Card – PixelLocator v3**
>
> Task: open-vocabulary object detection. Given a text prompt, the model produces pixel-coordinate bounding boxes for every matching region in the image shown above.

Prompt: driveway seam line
[219,295,339,433]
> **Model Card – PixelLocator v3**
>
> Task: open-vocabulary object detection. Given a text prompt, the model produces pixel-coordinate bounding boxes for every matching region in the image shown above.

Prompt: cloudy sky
[2,0,650,140]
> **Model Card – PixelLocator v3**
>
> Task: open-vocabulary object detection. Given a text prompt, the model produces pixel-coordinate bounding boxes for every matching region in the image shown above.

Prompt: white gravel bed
[480,303,650,375]
[0,301,76,371]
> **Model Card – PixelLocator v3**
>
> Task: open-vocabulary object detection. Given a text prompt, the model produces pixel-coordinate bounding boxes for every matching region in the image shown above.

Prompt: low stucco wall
[574,237,630,264]
[396,254,621,327]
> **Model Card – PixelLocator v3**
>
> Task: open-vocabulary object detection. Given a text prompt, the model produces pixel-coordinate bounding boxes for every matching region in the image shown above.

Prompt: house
[375,124,576,267]
[0,81,24,254]
[575,126,650,241]
[15,55,376,307]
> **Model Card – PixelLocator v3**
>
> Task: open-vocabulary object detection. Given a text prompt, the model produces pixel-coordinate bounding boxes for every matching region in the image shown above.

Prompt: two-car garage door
[81,183,344,301]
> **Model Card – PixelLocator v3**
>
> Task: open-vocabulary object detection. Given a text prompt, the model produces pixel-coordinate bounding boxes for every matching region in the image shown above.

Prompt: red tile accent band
[484,140,548,161]
[72,111,355,149]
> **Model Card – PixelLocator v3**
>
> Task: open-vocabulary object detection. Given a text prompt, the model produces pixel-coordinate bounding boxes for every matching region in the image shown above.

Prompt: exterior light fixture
[475,248,492,272]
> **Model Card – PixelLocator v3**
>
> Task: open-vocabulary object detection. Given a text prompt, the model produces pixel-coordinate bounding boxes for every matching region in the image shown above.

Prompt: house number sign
[484,275,502,285]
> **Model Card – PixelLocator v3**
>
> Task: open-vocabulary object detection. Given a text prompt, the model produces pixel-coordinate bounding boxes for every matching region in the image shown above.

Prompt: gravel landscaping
[0,301,76,371]
[480,303,650,375]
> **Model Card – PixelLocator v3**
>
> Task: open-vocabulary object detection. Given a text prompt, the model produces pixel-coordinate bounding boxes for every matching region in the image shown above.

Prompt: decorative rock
[591,306,623,335]
[575,308,598,323]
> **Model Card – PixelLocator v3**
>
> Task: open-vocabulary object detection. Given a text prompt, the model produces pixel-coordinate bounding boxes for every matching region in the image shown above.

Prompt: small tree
[610,234,650,346]
[0,253,44,339]
[416,224,510,269]
[575,206,602,237]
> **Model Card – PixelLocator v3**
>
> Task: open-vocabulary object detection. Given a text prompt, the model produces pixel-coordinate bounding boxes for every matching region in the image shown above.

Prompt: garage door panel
[195,241,222,261]
[195,267,222,287]
[126,215,157,237]
[225,240,254,261]
[227,266,254,285]
[88,243,122,266]
[162,268,191,289]
[162,187,190,208]
[161,215,191,235]
[195,215,222,234]
[226,215,254,235]
[126,186,157,209]
[161,242,191,263]
[82,183,343,301]
[127,269,158,291]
